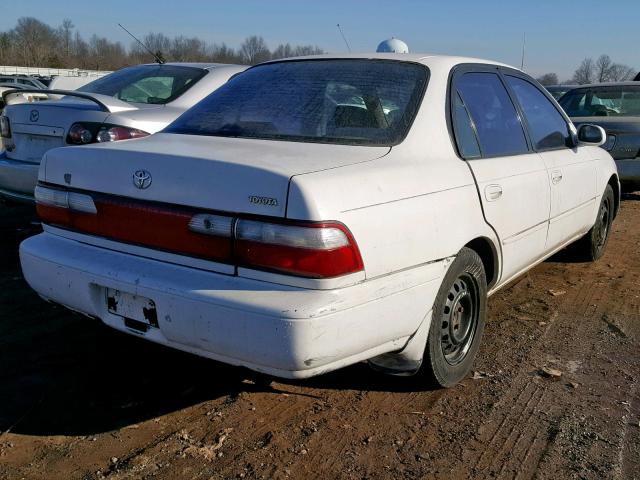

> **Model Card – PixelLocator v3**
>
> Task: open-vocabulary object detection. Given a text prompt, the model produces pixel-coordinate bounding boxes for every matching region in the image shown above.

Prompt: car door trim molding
[548,197,596,224]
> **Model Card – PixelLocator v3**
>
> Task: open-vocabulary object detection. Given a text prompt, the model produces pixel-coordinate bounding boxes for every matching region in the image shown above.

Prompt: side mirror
[577,124,606,147]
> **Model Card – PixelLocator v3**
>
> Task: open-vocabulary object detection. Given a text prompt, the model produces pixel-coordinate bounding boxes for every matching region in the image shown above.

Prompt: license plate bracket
[106,289,158,328]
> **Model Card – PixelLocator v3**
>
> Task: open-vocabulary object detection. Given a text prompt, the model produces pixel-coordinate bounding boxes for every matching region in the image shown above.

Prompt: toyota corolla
[20,54,619,387]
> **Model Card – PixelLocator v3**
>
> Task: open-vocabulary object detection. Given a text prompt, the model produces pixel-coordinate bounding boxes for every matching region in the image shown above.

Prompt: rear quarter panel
[287,149,497,280]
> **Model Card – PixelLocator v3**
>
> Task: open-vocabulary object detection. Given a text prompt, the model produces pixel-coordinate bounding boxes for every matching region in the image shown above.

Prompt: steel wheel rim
[440,273,479,365]
[595,197,610,248]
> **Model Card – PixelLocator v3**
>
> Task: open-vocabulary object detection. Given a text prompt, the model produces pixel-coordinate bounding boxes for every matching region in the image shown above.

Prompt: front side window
[455,72,529,157]
[560,86,640,117]
[505,75,570,150]
[165,59,428,146]
[78,65,206,105]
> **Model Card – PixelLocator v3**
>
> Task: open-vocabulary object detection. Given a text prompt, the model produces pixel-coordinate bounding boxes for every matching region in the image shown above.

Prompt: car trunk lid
[42,133,390,217]
[4,92,139,164]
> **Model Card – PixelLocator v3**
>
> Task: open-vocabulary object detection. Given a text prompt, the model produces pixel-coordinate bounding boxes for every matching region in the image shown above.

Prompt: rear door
[451,66,551,285]
[503,73,597,251]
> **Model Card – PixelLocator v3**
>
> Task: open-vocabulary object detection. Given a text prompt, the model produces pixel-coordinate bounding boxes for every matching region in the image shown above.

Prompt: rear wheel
[422,247,487,388]
[576,184,614,261]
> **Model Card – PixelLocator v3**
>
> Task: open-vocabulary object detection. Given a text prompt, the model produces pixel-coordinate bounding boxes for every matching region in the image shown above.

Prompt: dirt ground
[1,197,639,480]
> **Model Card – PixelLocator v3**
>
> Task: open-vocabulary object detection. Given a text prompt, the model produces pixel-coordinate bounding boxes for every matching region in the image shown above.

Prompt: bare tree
[0,17,326,70]
[536,73,559,86]
[595,54,613,82]
[58,19,74,60]
[574,55,636,84]
[572,58,595,84]
[608,63,635,82]
[240,36,271,64]
[13,17,58,67]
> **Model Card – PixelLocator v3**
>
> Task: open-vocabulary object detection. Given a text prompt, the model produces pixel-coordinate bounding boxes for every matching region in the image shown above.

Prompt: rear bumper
[20,232,445,379]
[0,152,38,202]
[615,158,640,186]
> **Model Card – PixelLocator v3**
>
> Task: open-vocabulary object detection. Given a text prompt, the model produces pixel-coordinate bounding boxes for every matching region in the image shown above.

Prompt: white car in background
[20,54,619,387]
[0,62,246,202]
[0,84,48,111]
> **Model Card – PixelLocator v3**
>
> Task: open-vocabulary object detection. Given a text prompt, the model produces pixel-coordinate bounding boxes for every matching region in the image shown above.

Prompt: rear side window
[456,72,529,157]
[452,92,481,158]
[505,76,570,150]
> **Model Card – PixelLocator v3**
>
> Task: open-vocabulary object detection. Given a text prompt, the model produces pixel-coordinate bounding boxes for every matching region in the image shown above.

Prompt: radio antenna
[336,24,352,53]
[520,32,526,70]
[118,23,165,64]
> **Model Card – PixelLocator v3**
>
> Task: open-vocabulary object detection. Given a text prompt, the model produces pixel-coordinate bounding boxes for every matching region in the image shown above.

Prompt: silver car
[0,62,246,202]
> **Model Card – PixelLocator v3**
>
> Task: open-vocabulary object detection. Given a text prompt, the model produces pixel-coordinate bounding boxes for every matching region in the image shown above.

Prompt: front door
[502,74,597,251]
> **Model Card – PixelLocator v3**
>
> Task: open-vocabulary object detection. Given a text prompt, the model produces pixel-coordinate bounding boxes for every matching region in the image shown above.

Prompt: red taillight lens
[235,220,363,278]
[36,186,233,263]
[68,123,94,144]
[96,126,149,142]
[35,186,364,279]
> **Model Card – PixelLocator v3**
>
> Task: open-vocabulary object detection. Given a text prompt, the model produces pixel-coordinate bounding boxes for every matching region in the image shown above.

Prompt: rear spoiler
[1,89,110,112]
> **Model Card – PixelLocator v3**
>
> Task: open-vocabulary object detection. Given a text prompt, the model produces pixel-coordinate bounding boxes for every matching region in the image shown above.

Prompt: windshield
[164,59,429,146]
[559,86,640,117]
[78,65,206,105]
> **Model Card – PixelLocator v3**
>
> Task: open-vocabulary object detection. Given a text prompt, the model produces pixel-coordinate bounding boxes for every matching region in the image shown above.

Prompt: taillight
[66,123,149,145]
[0,115,11,138]
[35,185,97,213]
[235,220,363,278]
[67,123,95,144]
[36,185,364,279]
[96,126,149,142]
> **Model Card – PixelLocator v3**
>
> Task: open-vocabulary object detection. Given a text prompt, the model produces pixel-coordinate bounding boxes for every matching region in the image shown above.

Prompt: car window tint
[165,60,428,147]
[505,75,570,150]
[119,76,176,103]
[456,72,528,157]
[560,86,640,117]
[78,65,206,105]
[452,91,481,158]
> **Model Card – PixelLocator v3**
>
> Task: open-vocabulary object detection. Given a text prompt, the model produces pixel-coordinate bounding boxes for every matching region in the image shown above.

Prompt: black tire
[422,247,487,388]
[576,184,614,262]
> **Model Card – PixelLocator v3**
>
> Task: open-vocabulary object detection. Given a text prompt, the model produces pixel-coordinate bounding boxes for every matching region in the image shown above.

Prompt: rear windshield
[164,59,429,146]
[78,65,206,105]
[559,86,640,117]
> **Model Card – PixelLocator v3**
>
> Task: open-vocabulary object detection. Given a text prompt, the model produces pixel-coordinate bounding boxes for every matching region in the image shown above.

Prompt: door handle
[485,184,503,201]
[551,170,563,184]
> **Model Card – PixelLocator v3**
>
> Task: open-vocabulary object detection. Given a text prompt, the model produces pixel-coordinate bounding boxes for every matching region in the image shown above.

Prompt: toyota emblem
[133,170,152,189]
[29,110,39,122]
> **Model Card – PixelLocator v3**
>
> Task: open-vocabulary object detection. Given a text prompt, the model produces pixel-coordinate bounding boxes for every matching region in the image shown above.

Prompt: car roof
[257,52,514,70]
[137,62,244,70]
[567,81,640,89]
[547,84,578,89]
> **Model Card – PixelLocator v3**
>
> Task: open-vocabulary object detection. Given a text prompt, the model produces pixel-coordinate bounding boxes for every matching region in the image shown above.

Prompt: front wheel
[576,184,614,261]
[422,247,487,388]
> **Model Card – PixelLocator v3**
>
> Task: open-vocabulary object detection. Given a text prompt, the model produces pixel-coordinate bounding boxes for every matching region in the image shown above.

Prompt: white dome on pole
[376,38,409,54]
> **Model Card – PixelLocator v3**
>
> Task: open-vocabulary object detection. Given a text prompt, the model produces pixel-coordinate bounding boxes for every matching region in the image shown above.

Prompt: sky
[2,0,639,80]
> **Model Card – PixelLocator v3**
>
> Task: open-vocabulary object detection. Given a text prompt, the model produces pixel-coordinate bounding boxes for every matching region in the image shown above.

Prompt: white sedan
[0,62,245,202]
[20,54,618,387]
